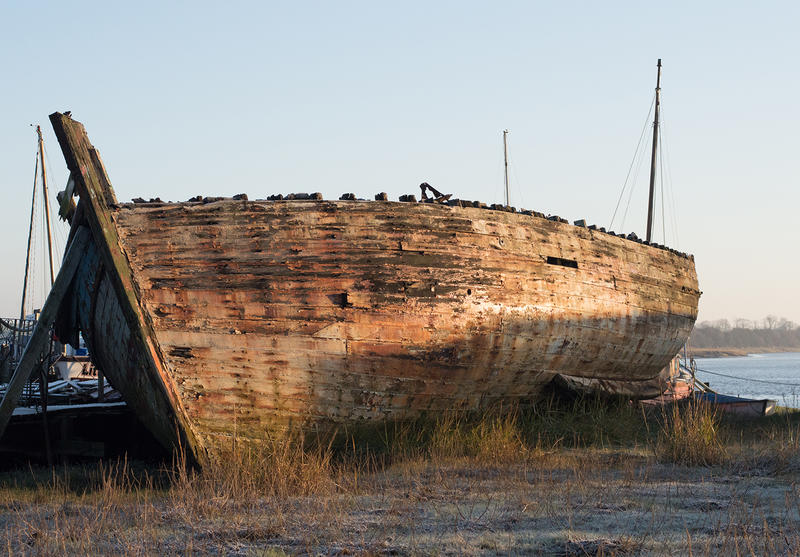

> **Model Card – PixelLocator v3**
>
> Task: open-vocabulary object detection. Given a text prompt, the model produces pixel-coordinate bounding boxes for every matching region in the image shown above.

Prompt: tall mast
[37,125,56,286]
[503,129,510,206]
[646,59,662,243]
[20,152,39,322]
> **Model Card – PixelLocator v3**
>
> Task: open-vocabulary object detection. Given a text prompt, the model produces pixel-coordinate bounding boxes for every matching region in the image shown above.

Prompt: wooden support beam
[48,112,207,466]
[0,227,90,441]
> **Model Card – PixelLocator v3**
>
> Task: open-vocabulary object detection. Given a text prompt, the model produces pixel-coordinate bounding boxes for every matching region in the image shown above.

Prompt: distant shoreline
[688,347,800,359]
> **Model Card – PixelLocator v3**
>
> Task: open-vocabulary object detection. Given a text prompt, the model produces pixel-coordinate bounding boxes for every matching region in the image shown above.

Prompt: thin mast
[20,152,39,322]
[646,59,662,243]
[37,126,56,286]
[503,129,510,206]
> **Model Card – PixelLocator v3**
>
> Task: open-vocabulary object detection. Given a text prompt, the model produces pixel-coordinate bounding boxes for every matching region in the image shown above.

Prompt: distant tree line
[690,316,800,348]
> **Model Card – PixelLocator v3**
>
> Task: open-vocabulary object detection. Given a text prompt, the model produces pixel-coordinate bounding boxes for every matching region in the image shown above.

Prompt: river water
[694,352,800,409]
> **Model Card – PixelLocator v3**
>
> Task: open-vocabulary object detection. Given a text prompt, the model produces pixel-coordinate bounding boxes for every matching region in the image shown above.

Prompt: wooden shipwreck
[0,113,700,465]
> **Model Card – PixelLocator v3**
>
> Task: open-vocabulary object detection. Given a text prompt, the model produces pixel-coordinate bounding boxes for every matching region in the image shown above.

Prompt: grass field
[1,397,799,555]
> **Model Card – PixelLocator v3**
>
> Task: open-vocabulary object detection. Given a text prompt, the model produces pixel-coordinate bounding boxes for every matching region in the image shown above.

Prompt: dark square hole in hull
[546,256,578,269]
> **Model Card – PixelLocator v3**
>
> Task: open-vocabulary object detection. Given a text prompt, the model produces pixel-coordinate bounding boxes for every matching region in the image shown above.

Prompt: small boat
[640,355,695,407]
[694,392,777,417]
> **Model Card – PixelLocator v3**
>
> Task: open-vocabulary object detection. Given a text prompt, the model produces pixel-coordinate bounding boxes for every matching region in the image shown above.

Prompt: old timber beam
[0,227,90,440]
[48,112,208,466]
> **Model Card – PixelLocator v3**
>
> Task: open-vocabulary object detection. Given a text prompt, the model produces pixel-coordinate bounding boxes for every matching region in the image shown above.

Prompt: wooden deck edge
[49,112,209,467]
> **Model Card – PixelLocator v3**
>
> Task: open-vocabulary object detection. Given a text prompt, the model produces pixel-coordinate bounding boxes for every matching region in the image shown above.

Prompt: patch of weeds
[656,401,727,466]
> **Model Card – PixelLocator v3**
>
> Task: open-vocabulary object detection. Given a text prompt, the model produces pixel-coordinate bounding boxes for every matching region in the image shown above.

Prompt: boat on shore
[12,110,697,465]
[694,392,776,417]
[0,60,700,464]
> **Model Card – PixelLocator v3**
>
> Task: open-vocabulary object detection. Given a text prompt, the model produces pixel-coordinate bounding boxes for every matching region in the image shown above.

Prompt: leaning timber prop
[0,227,90,440]
[42,112,699,464]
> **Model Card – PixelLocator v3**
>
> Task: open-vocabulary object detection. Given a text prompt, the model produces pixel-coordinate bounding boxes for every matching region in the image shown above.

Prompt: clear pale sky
[1,1,797,324]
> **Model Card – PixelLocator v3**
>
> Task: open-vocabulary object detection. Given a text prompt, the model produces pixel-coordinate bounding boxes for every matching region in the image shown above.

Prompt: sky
[1,1,798,325]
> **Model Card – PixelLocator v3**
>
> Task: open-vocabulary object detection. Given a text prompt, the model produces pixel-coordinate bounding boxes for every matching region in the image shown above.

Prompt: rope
[610,94,655,229]
[684,364,800,388]
[507,149,526,209]
[619,140,648,231]
[659,104,681,249]
[658,123,665,243]
[42,141,67,261]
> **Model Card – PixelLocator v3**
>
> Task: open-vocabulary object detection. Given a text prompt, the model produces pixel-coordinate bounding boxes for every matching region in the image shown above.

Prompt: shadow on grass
[2,392,798,501]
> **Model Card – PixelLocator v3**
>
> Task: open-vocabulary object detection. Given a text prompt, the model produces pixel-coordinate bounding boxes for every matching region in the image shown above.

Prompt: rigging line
[684,364,800,388]
[21,150,40,321]
[31,161,43,313]
[660,121,677,247]
[41,141,58,182]
[506,150,526,209]
[498,132,512,205]
[612,95,655,228]
[619,130,650,230]
[39,183,51,304]
[661,112,680,249]
[622,109,656,232]
[659,124,666,244]
[610,94,655,228]
[495,145,505,205]
[45,185,65,266]
[41,142,66,263]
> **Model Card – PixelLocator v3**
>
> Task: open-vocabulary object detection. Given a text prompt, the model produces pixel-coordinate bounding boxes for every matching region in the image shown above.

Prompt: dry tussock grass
[0,397,798,555]
[655,400,727,466]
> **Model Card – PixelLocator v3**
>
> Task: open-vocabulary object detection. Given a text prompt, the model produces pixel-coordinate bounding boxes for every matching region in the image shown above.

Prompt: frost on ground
[2,402,799,555]
[1,450,799,556]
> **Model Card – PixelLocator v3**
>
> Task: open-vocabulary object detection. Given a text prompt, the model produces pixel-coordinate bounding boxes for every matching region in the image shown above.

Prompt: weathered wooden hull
[63,199,697,458]
[48,112,700,464]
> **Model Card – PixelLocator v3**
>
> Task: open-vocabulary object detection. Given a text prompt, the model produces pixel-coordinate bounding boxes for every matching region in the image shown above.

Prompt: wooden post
[39,366,53,465]
[0,227,90,441]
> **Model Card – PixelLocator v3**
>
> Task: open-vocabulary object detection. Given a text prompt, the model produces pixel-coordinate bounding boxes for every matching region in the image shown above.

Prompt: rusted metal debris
[419,182,452,203]
[40,112,700,465]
